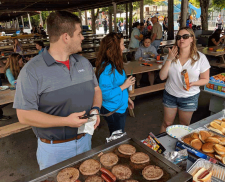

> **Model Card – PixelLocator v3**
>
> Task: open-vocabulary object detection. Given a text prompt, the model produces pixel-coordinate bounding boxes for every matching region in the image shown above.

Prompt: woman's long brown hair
[174,27,200,65]
[4,53,22,79]
[95,32,124,80]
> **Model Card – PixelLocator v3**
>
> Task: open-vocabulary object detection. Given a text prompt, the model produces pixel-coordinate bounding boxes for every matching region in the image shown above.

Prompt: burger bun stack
[208,119,225,135]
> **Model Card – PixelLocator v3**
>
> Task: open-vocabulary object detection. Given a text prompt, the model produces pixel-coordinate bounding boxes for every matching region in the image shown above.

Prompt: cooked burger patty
[112,165,132,180]
[57,167,79,182]
[85,175,104,182]
[118,144,136,155]
[130,152,150,164]
[142,165,163,180]
[100,152,118,167]
[79,159,101,176]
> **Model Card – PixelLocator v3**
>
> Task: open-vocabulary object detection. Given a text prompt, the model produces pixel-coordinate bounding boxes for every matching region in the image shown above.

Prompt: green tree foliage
[212,0,225,10]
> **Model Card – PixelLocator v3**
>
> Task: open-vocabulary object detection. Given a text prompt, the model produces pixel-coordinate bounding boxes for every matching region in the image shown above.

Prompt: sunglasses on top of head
[176,34,193,40]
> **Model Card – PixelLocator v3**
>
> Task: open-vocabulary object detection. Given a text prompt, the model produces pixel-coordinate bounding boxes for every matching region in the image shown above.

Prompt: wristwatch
[91,106,100,114]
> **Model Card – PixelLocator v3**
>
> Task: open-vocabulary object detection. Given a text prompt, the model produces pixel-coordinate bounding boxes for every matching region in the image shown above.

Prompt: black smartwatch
[91,106,100,114]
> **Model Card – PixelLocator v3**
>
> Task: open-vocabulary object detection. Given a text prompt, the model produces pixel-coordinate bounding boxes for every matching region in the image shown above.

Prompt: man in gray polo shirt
[13,11,102,170]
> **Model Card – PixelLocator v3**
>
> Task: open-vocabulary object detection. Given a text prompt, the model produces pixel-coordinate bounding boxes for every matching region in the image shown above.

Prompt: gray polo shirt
[13,48,98,140]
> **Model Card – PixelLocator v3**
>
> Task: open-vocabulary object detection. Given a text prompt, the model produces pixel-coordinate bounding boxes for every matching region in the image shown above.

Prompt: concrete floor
[1,65,223,181]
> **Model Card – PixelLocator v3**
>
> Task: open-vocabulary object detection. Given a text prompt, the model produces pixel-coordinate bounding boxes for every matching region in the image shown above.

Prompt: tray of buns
[179,127,225,166]
[187,159,225,182]
[15,136,192,182]
[204,118,225,137]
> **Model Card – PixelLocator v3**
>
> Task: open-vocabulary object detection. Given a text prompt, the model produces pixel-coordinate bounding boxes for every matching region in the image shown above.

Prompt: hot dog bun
[192,167,212,182]
[210,122,225,134]
[208,126,223,135]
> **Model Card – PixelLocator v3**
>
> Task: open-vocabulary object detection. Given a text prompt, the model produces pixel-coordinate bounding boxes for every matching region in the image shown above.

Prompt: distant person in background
[129,22,142,49]
[123,18,126,32]
[4,53,23,86]
[208,29,225,47]
[189,19,193,29]
[163,17,168,33]
[103,18,108,35]
[140,22,148,37]
[147,18,150,26]
[135,36,158,87]
[118,20,122,33]
[150,16,163,50]
[36,41,45,54]
[216,14,223,29]
[95,19,99,30]
[31,26,38,34]
[13,38,23,54]
[186,16,191,27]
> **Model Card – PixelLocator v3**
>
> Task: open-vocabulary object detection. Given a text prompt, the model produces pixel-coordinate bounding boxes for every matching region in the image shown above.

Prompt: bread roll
[213,119,223,124]
[222,118,225,122]
[205,137,220,144]
[202,143,215,153]
[183,137,193,145]
[215,154,225,164]
[219,138,225,145]
[191,139,202,150]
[191,133,200,139]
[199,131,211,143]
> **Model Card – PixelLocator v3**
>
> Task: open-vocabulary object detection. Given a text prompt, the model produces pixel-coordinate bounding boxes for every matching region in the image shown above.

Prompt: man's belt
[40,133,86,144]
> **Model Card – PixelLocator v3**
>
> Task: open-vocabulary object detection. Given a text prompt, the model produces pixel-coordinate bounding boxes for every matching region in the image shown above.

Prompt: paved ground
[0,76,213,182]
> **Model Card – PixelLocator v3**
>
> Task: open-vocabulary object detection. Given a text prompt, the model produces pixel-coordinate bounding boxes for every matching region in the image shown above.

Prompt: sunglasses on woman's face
[176,34,193,40]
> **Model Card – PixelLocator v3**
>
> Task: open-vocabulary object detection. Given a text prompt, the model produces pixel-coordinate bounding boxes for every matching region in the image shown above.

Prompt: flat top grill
[15,136,192,182]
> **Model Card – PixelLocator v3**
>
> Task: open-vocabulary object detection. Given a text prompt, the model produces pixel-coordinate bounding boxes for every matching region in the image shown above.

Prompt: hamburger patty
[79,159,101,176]
[142,165,163,180]
[85,175,104,182]
[118,144,136,155]
[100,152,118,167]
[112,165,132,180]
[57,167,79,182]
[130,152,150,164]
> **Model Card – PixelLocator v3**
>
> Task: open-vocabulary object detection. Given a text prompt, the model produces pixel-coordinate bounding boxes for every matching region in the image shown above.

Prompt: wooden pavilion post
[79,10,82,26]
[129,2,133,37]
[16,17,19,30]
[167,0,174,40]
[91,9,96,34]
[27,13,32,30]
[140,0,144,23]
[126,3,128,35]
[85,11,88,25]
[21,16,24,28]
[109,7,113,33]
[112,2,117,33]
[180,0,188,28]
[39,11,43,26]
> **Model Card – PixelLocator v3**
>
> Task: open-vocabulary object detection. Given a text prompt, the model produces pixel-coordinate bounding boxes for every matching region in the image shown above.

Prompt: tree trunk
[113,2,117,33]
[126,3,128,35]
[180,0,188,28]
[199,0,210,30]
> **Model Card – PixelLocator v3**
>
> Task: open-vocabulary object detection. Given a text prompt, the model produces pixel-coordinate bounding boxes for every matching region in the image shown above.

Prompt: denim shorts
[163,90,200,111]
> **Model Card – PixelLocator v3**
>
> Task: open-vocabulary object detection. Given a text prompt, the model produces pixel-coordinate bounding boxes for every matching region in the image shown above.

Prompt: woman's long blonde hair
[4,53,22,79]
[174,27,199,65]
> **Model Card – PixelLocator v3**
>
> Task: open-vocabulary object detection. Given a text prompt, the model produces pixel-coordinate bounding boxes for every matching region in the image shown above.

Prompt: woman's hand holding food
[120,76,136,91]
[167,46,178,61]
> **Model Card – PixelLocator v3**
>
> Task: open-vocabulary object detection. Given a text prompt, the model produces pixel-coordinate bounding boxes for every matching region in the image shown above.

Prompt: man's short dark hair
[47,11,81,43]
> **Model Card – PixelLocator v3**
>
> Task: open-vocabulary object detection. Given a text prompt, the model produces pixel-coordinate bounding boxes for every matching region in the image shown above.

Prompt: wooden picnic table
[0,88,15,105]
[0,42,50,51]
[198,46,225,63]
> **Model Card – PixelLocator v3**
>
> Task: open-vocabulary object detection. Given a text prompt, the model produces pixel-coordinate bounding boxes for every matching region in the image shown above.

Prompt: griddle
[14,136,192,182]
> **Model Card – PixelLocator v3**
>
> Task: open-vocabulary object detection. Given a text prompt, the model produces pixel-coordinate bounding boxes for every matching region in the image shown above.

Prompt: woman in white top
[159,27,210,133]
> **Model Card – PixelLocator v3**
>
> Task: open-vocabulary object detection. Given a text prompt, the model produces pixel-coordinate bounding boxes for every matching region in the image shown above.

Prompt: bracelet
[167,59,172,62]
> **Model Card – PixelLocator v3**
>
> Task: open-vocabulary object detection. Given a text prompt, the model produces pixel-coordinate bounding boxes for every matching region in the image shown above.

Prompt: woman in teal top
[36,41,45,54]
[96,33,135,135]
[4,53,23,86]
